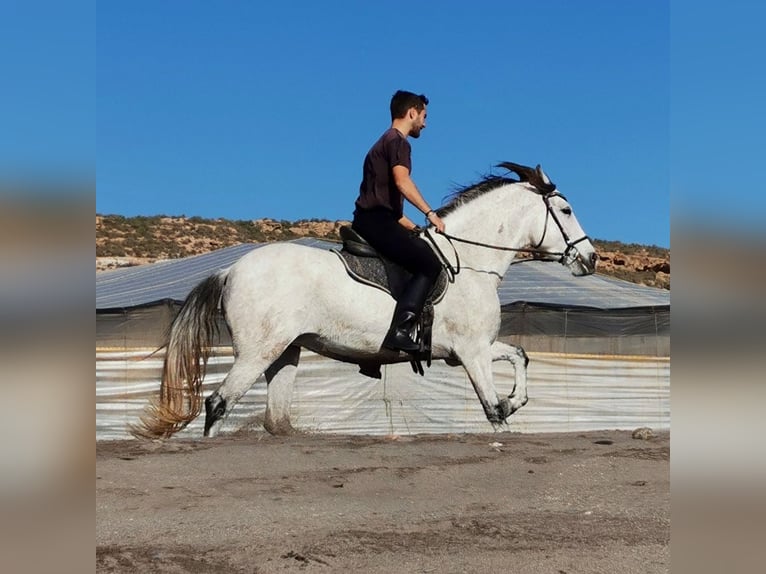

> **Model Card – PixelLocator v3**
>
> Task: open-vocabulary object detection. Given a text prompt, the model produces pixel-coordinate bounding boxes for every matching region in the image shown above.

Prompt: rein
[422,191,591,275]
[423,229,460,282]
[435,231,564,257]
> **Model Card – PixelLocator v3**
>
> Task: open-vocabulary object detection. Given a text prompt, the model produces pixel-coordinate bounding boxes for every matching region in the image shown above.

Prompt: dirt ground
[96,429,669,573]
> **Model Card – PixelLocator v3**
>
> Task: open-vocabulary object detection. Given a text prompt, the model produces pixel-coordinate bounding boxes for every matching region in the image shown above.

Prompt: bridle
[423,190,591,280]
[537,191,592,267]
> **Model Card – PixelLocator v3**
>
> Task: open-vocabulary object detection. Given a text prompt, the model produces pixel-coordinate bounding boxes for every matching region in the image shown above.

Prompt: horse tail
[131,270,228,439]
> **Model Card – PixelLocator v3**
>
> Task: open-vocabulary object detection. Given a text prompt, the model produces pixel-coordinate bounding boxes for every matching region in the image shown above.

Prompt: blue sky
[92,1,670,247]
[3,2,764,250]
[20,0,766,252]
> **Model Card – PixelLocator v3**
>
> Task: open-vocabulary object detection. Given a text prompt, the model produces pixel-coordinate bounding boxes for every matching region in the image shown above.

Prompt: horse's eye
[561,207,572,215]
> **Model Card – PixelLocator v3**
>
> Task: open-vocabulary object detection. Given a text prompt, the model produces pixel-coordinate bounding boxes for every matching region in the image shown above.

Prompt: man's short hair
[390,90,429,120]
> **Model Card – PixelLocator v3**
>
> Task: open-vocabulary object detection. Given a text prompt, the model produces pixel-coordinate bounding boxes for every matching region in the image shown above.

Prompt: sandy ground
[96,429,669,573]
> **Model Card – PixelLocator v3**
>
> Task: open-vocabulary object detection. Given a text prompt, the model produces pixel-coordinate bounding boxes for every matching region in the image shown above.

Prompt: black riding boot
[382,274,434,353]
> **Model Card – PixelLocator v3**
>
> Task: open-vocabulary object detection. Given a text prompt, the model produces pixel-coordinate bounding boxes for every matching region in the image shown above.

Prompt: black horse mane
[435,174,519,218]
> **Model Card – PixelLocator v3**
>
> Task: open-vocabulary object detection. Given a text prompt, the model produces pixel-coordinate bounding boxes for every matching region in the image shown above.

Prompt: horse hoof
[498,399,513,420]
[507,394,528,413]
[263,416,298,436]
[486,399,513,424]
[204,392,227,436]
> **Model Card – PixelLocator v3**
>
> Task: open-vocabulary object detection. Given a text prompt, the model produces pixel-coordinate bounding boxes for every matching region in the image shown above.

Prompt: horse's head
[498,162,597,276]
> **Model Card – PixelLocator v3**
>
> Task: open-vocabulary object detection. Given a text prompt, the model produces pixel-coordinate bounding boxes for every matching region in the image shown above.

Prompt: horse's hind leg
[263,345,301,435]
[204,354,272,438]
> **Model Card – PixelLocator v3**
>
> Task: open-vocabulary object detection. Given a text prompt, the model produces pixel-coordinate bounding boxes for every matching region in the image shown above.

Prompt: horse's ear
[533,164,556,192]
[536,165,551,185]
[496,161,535,182]
[497,162,556,193]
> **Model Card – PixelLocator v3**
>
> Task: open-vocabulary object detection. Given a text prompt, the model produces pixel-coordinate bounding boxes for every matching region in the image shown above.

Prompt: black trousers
[352,208,442,283]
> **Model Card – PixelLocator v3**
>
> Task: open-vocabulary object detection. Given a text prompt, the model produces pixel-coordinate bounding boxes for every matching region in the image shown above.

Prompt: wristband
[425,210,435,217]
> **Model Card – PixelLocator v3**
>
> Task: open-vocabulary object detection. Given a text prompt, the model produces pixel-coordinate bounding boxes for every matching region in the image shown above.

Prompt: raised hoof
[204,392,226,436]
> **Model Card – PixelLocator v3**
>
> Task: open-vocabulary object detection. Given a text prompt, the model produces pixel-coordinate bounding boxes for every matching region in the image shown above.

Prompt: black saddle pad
[332,248,448,303]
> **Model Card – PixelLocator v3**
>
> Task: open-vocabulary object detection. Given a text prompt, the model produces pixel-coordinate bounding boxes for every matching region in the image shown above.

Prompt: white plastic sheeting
[96,348,669,441]
[96,239,670,311]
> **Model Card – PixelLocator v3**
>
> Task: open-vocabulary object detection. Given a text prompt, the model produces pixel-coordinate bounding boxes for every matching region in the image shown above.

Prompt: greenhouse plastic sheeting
[97,349,669,440]
[97,238,669,311]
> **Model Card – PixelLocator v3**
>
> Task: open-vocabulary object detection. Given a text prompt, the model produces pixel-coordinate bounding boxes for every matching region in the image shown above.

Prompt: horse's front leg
[491,340,529,415]
[454,345,511,425]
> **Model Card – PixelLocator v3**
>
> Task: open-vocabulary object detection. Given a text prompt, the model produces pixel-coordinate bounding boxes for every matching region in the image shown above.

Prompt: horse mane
[436,174,519,218]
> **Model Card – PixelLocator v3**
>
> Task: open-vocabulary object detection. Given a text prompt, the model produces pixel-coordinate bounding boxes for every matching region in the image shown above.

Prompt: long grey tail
[131,270,227,439]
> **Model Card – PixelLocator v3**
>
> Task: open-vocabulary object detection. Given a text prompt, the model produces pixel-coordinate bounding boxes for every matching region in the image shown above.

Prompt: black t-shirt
[355,128,411,218]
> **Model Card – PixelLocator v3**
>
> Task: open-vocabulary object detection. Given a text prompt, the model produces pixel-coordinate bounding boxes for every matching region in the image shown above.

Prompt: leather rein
[422,191,591,281]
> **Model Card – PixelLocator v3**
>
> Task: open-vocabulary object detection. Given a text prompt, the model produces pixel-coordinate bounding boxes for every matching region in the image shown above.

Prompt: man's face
[409,106,427,138]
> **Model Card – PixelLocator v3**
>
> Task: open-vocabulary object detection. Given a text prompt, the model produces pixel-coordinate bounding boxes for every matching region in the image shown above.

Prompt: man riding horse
[352,90,447,353]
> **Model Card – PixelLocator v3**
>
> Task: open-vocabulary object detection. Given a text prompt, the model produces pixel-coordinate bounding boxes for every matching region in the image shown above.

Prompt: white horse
[134,162,597,439]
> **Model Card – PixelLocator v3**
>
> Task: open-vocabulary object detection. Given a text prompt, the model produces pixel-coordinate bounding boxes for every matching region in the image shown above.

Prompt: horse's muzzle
[562,241,597,276]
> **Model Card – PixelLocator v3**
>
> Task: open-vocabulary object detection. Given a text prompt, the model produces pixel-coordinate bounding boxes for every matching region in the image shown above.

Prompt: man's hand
[426,211,446,233]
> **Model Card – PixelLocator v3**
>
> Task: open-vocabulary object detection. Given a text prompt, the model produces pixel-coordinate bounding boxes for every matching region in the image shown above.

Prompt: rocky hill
[96,215,669,289]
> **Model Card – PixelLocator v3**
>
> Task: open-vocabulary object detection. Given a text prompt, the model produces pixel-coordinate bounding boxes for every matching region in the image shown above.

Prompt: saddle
[333,225,449,378]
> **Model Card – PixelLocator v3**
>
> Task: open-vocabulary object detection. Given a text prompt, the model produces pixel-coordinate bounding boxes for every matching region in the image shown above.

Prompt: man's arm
[392,165,446,232]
